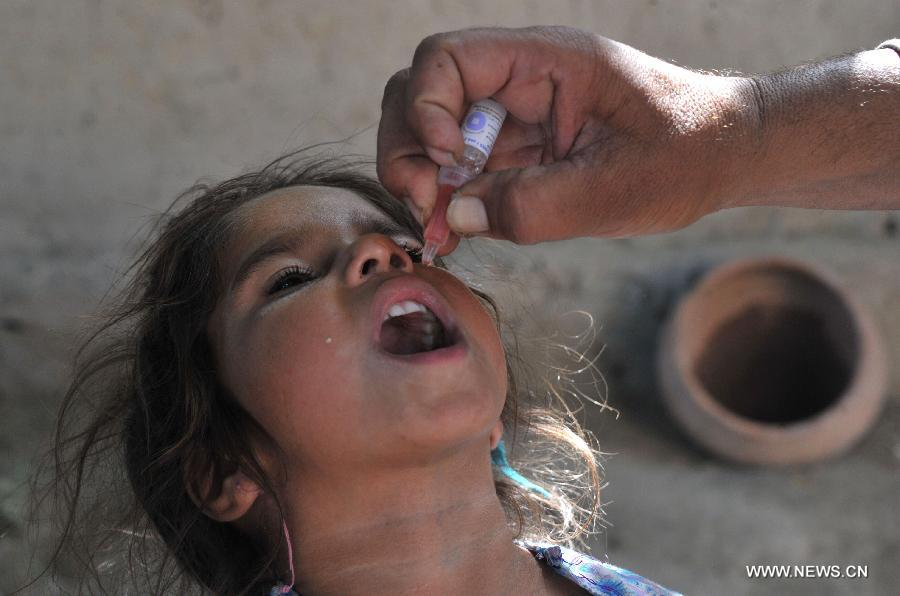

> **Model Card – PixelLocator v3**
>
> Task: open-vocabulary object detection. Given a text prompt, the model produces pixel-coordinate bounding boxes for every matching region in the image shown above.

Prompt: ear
[188,469,262,523]
[490,419,503,450]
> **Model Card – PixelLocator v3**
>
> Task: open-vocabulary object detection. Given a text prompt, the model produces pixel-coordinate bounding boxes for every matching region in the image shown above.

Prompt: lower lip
[376,336,468,365]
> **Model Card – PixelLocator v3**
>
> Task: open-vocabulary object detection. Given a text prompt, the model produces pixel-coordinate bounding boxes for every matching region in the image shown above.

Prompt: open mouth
[378,300,456,355]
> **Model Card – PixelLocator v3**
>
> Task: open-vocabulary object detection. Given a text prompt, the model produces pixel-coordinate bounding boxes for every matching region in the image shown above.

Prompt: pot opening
[695,302,856,424]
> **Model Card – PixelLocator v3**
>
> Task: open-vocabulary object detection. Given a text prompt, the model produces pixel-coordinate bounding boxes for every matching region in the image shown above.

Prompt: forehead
[225,183,391,249]
[230,185,388,234]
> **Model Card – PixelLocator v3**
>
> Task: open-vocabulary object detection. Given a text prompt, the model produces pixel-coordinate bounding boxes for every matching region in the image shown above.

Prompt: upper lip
[371,275,459,349]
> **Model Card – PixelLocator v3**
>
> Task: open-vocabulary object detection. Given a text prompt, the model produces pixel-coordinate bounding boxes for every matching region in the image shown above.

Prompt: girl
[31,151,680,595]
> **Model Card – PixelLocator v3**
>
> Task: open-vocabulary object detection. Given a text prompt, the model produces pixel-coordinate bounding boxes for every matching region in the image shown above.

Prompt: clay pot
[657,257,888,465]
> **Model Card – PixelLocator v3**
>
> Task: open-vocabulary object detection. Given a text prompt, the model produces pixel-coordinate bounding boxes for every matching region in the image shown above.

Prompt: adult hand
[377,27,899,251]
[377,26,757,250]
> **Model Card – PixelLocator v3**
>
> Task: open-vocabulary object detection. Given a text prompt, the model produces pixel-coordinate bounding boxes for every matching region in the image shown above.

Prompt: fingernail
[447,196,489,234]
[402,196,424,226]
[424,146,458,167]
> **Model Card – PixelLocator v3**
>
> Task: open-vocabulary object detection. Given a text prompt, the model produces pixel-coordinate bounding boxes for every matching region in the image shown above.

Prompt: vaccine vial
[421,99,507,265]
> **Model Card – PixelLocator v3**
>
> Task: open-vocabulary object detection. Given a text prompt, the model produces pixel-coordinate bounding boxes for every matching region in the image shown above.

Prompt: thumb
[446,161,590,244]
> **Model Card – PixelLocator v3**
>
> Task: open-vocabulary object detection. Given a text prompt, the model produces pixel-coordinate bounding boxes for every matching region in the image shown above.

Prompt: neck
[276,443,546,596]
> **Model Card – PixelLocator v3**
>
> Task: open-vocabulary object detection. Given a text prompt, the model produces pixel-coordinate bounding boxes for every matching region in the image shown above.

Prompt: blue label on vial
[464,111,487,132]
[460,99,507,158]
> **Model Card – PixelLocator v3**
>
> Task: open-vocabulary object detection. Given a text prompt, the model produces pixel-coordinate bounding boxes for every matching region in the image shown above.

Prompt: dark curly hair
[25,149,606,595]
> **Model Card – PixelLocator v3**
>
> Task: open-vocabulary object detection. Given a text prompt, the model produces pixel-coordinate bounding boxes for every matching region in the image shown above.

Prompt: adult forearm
[728,46,900,211]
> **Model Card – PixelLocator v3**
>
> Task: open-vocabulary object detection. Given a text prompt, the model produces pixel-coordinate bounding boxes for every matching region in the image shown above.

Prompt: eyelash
[266,242,423,295]
[402,242,424,263]
[267,264,316,295]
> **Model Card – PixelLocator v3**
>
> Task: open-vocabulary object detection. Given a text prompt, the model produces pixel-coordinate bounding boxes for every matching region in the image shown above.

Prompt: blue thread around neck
[490,439,552,498]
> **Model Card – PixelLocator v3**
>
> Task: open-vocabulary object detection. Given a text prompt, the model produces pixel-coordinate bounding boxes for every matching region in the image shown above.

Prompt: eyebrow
[229,216,414,292]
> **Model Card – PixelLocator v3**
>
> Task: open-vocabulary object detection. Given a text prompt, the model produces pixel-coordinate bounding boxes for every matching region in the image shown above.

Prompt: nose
[343,234,414,287]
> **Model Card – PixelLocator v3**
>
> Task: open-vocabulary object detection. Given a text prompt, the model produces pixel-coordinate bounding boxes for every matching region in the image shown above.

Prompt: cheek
[447,285,509,400]
[225,303,365,450]
[473,311,506,383]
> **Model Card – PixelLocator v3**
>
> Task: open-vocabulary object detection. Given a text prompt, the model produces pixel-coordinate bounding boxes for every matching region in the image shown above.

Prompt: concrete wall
[2,1,898,593]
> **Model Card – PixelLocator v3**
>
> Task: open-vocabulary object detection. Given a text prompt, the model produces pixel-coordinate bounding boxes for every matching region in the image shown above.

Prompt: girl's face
[207,186,507,474]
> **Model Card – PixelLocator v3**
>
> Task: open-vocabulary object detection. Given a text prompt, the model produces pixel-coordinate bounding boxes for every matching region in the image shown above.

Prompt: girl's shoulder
[518,541,683,596]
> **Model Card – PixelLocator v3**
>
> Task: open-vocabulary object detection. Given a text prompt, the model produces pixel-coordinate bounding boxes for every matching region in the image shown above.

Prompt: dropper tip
[421,241,439,266]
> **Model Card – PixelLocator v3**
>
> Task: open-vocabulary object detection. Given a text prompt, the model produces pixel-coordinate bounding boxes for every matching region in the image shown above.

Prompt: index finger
[404,29,519,163]
[377,68,440,219]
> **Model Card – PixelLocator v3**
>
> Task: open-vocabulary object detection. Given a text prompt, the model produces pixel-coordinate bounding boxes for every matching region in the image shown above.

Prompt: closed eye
[267,265,316,295]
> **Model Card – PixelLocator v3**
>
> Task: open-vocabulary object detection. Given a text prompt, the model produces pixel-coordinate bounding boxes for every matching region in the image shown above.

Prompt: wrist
[695,74,768,213]
[726,48,900,210]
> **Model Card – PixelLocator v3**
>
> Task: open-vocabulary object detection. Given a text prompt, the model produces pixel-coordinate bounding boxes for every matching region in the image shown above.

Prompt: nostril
[389,253,405,269]
[361,258,378,276]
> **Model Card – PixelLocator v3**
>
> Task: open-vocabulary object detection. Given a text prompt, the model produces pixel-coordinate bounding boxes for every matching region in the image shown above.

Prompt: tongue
[379,311,447,355]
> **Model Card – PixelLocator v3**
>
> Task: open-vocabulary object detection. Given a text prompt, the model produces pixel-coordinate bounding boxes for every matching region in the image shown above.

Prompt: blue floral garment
[521,542,683,596]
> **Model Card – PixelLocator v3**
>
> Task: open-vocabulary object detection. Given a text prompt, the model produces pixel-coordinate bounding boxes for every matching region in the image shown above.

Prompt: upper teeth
[383,300,432,321]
